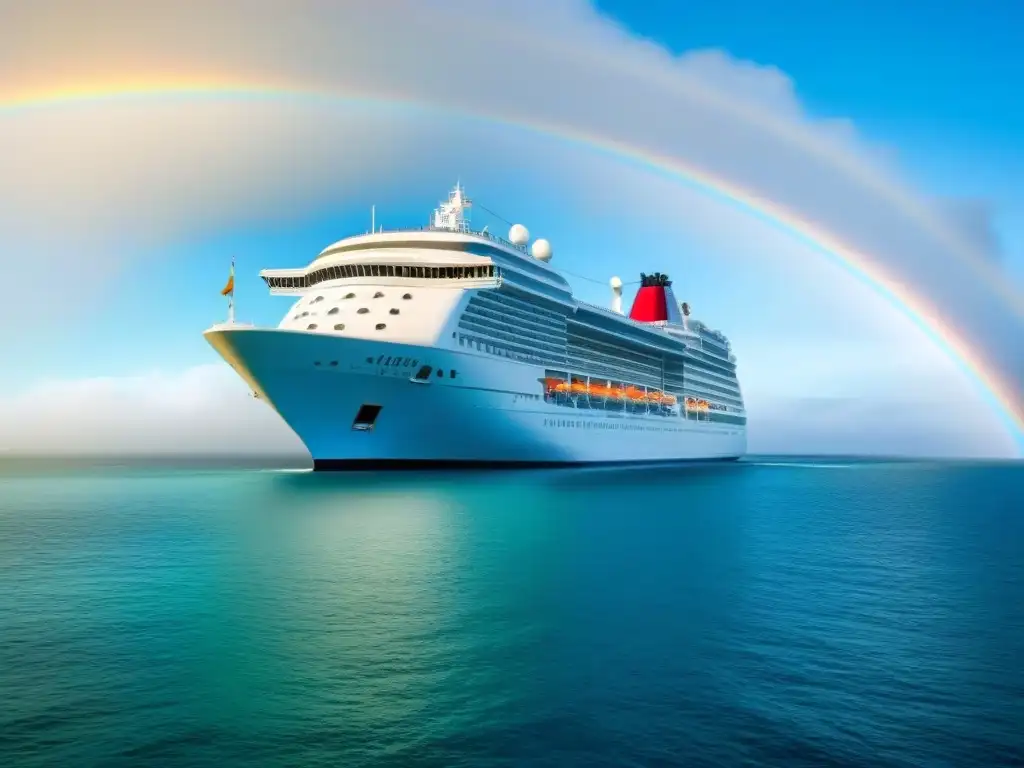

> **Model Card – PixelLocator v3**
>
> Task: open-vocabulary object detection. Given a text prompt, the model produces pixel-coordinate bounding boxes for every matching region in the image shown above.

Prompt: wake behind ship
[204,185,747,469]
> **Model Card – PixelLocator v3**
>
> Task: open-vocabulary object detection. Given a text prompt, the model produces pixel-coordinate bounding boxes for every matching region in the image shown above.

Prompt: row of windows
[306,322,389,331]
[457,333,555,366]
[460,306,567,358]
[482,287,568,318]
[413,365,458,380]
[467,296,566,335]
[266,263,497,289]
[686,349,737,377]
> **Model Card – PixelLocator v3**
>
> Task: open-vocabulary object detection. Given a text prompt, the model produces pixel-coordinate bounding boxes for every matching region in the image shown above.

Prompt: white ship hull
[206,327,746,469]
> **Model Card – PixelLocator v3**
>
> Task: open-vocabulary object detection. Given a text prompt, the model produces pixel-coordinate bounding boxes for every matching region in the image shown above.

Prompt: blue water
[1,458,1022,767]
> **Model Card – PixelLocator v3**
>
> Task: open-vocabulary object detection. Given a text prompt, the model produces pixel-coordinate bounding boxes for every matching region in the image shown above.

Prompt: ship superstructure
[204,184,746,468]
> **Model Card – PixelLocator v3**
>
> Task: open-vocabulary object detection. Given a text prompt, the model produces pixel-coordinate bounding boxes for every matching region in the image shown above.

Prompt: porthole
[389,308,399,315]
[344,292,355,299]
[300,311,309,317]
[312,296,324,303]
[375,323,387,331]
[334,323,345,331]
[357,308,369,314]
[436,369,444,378]
[402,293,412,300]
[373,291,384,299]
[328,307,339,315]
[307,323,318,330]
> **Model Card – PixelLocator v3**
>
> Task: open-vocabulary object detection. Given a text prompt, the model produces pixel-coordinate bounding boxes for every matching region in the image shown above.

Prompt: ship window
[375,323,387,331]
[301,311,309,317]
[357,308,369,314]
[312,296,324,303]
[344,292,355,299]
[328,307,339,315]
[436,369,444,377]
[432,267,439,278]
[389,308,399,315]
[414,365,432,380]
[450,370,457,379]
[357,265,366,277]
[373,291,384,298]
[307,323,318,330]
[330,361,338,367]
[402,293,412,300]
[386,265,395,277]
[334,323,345,331]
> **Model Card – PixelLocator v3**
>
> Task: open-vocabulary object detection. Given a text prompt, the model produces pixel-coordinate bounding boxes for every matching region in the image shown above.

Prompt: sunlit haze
[1,0,1022,458]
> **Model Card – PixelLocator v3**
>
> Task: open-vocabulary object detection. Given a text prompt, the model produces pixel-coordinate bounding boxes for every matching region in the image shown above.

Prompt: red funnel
[629,273,673,323]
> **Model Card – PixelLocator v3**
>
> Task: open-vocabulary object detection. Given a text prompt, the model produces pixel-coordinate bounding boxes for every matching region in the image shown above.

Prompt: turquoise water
[1,458,1022,766]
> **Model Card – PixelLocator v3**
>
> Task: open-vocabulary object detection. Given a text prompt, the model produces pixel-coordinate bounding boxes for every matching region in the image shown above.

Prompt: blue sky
[598,0,1023,141]
[1,0,1021,457]
[597,0,1024,269]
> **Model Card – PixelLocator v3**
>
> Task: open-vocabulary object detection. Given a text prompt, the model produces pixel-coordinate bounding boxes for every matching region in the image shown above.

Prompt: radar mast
[432,182,473,232]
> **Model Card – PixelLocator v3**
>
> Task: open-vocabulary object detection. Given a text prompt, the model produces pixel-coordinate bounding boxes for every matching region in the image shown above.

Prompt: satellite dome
[610,276,623,291]
[509,224,530,246]
[531,239,552,262]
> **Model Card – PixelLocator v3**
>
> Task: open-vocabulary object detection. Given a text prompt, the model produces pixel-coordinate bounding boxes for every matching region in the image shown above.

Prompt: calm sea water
[1,457,1022,767]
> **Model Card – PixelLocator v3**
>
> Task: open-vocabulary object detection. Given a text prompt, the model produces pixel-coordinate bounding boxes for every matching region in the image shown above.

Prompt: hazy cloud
[0,364,304,456]
[1,0,1021,450]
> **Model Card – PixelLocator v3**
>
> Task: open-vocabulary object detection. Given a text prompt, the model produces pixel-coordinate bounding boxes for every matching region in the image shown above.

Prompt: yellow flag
[220,260,234,296]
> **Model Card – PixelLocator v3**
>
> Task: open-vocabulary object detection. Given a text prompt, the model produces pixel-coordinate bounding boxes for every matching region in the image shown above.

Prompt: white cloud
[747,391,1022,459]
[0,364,304,456]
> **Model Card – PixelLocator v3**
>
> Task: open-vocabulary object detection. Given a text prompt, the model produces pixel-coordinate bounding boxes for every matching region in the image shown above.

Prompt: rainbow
[3,79,1023,452]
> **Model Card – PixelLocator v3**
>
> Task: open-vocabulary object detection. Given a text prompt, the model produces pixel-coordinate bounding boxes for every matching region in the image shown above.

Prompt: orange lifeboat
[570,381,589,395]
[589,383,612,398]
[625,386,646,401]
[648,391,664,405]
[662,393,678,406]
[544,378,570,394]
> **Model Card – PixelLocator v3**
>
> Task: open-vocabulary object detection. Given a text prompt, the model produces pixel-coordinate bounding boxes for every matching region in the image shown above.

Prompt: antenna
[371,205,375,234]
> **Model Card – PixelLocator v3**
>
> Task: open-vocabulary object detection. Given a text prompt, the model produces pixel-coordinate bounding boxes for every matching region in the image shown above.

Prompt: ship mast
[432,182,473,232]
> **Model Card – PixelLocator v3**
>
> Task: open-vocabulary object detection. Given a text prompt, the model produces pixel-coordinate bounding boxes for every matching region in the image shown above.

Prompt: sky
[0,0,1022,458]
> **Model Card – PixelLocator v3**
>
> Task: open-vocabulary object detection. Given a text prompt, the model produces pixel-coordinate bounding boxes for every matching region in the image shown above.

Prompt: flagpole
[228,255,236,325]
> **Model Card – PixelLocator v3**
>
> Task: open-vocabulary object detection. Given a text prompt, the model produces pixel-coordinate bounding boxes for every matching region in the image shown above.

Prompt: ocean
[1,457,1022,767]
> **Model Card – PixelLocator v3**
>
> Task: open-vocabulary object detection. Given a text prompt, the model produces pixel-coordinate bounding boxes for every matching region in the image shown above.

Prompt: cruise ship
[204,185,747,469]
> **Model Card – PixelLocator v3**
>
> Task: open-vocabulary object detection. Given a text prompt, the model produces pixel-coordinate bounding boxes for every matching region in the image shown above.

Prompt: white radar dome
[610,276,623,291]
[509,224,530,246]
[531,238,553,262]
